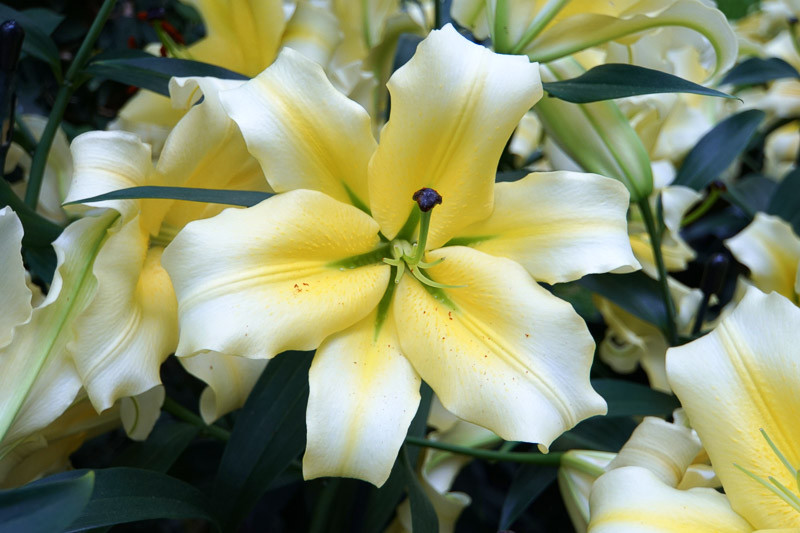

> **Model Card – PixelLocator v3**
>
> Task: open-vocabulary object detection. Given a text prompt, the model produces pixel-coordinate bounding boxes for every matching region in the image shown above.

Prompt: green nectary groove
[342,182,371,216]
[373,278,397,341]
[420,281,458,311]
[326,244,390,270]
[443,235,496,247]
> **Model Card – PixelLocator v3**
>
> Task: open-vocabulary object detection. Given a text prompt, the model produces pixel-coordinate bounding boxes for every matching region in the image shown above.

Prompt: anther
[412,188,442,212]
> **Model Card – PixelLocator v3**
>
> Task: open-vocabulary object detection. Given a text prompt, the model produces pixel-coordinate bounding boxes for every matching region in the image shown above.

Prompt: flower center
[382,188,463,289]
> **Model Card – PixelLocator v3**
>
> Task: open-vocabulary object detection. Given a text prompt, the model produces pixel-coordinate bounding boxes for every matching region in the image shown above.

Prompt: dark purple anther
[412,188,442,212]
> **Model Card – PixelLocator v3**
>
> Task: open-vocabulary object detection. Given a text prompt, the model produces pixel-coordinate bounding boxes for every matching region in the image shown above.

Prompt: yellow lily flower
[725,212,800,301]
[587,287,800,531]
[162,25,640,487]
[114,0,426,149]
[450,0,737,78]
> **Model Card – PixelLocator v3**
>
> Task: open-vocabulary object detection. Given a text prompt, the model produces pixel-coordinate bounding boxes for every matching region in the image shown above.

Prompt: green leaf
[592,379,679,418]
[578,272,668,331]
[673,109,765,190]
[400,447,438,533]
[65,185,272,208]
[0,174,62,248]
[84,55,248,96]
[542,63,736,103]
[214,351,314,530]
[62,467,218,531]
[0,471,94,533]
[726,173,777,215]
[721,57,800,86]
[554,417,637,452]
[0,5,62,78]
[21,8,64,35]
[717,0,761,20]
[768,166,800,234]
[499,465,557,530]
[113,421,200,472]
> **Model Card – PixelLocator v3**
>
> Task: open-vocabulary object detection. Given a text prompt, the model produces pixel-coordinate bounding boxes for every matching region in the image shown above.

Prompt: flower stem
[162,396,231,442]
[25,0,118,210]
[638,198,679,345]
[404,435,564,466]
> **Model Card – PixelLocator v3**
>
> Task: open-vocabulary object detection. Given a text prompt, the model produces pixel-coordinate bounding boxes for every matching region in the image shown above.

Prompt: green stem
[681,188,719,227]
[404,435,564,466]
[638,198,679,345]
[509,0,570,54]
[25,0,118,210]
[411,207,431,264]
[162,396,231,442]
[434,0,442,29]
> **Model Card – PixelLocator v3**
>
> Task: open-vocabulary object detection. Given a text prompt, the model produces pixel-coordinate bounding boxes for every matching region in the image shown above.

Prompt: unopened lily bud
[0,20,24,72]
[536,59,654,202]
[558,450,615,533]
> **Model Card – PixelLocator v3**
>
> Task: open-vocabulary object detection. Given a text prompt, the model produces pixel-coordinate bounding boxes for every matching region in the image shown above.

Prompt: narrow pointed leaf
[543,64,735,103]
[592,379,680,417]
[214,351,313,530]
[84,55,247,96]
[60,467,218,531]
[400,447,438,533]
[578,272,668,331]
[673,109,766,190]
[113,421,200,472]
[768,167,800,234]
[65,185,272,208]
[721,57,800,86]
[499,465,558,530]
[0,471,94,533]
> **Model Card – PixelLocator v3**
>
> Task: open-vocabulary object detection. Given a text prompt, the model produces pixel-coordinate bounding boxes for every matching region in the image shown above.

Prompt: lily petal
[304,307,421,487]
[162,189,390,359]
[181,0,285,76]
[179,352,267,424]
[725,213,800,300]
[526,0,737,80]
[65,131,154,221]
[667,287,800,529]
[0,208,32,348]
[120,385,165,441]
[394,246,605,448]
[0,211,118,444]
[220,48,375,209]
[588,466,753,532]
[69,231,177,411]
[368,24,542,247]
[450,171,639,284]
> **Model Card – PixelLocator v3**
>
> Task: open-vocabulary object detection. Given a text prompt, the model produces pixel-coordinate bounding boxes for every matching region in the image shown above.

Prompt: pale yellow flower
[162,26,640,486]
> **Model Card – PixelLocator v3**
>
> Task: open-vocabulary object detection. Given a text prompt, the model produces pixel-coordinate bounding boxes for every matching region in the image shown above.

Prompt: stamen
[411,266,466,289]
[761,428,797,478]
[733,429,800,515]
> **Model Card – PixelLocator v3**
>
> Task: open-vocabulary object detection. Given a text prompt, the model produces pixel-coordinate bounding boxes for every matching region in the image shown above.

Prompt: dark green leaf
[214,351,313,530]
[592,379,679,418]
[21,8,64,35]
[721,57,799,86]
[0,471,94,533]
[554,417,637,452]
[496,169,529,182]
[65,185,271,208]
[716,0,760,19]
[362,383,432,533]
[542,63,735,103]
[400,447,438,533]
[726,173,777,215]
[113,421,200,472]
[84,55,248,96]
[673,109,766,190]
[0,170,63,247]
[0,5,62,77]
[578,272,667,330]
[499,465,558,530]
[59,467,218,531]
[768,166,800,234]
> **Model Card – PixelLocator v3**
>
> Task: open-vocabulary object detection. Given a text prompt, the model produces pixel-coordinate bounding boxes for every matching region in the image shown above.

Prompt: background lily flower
[61,76,269,422]
[162,24,640,487]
